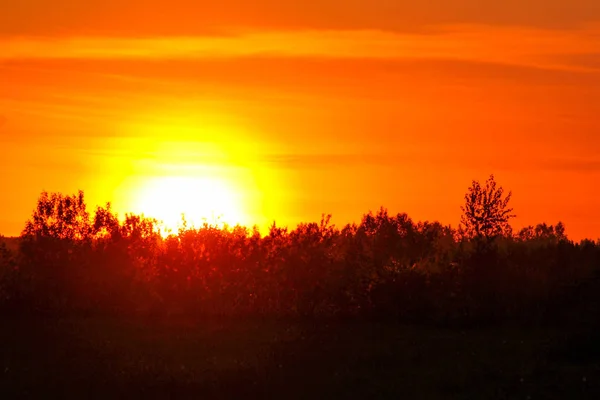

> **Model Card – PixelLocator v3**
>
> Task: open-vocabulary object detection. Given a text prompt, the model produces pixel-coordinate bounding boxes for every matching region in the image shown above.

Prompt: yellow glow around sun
[132,175,249,233]
[102,110,287,235]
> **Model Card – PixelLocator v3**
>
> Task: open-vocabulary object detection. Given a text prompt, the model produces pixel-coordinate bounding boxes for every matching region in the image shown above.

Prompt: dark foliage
[1,179,599,327]
[460,174,515,245]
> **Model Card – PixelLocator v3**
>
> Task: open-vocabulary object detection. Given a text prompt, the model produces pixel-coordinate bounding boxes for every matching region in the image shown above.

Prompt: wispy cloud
[262,153,600,174]
[1,26,599,72]
[542,158,600,172]
[545,53,600,70]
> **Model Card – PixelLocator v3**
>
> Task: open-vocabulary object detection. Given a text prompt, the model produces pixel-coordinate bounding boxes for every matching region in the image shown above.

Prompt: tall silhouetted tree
[460,174,515,246]
[22,190,91,241]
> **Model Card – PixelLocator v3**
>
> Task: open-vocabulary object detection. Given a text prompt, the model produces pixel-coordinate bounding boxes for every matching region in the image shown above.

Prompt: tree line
[1,175,599,325]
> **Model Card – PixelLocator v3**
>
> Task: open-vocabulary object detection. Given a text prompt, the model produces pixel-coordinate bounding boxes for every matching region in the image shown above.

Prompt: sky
[1,0,600,239]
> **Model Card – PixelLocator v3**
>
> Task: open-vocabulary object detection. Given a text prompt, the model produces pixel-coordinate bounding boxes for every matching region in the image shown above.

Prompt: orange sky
[1,1,600,239]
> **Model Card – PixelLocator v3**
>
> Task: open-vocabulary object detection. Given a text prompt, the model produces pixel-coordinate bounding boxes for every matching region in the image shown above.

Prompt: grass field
[1,317,600,399]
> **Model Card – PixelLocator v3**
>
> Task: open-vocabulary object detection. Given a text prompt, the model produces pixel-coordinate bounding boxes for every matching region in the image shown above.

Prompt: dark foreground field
[1,317,600,399]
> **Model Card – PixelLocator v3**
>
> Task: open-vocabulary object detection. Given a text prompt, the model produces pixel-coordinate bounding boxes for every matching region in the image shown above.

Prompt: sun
[107,114,284,235]
[131,175,248,233]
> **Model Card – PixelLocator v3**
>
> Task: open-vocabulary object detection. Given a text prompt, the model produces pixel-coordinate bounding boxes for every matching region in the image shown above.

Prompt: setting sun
[98,114,279,235]
[131,175,249,233]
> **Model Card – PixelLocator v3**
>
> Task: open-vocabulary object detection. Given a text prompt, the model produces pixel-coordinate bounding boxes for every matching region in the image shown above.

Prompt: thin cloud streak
[1,26,599,72]
[262,153,600,174]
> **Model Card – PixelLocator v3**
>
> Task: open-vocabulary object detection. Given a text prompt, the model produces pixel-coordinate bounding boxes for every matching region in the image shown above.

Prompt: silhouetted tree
[18,191,94,313]
[460,174,515,246]
[22,190,91,241]
[518,222,569,245]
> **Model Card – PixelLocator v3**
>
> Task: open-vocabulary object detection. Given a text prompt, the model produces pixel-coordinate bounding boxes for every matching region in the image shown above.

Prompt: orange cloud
[1,26,599,75]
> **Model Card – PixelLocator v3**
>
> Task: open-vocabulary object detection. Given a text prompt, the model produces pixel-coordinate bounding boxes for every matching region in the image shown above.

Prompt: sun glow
[131,175,249,233]
[103,112,286,236]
